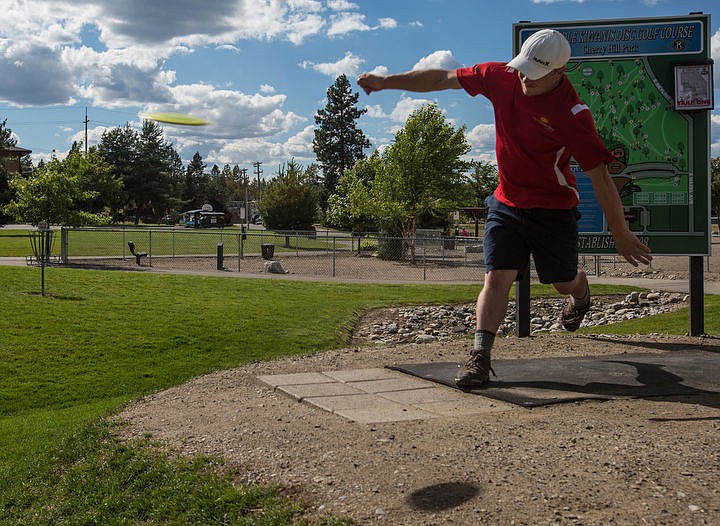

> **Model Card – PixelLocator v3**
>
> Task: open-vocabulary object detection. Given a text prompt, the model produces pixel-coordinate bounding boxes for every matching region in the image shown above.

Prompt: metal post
[689,256,704,336]
[40,229,46,296]
[515,263,531,337]
[61,227,68,264]
[217,243,224,270]
[332,236,336,277]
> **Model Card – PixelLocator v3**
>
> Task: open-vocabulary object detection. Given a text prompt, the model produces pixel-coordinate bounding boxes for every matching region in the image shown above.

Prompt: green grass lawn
[0,264,717,524]
[0,227,337,258]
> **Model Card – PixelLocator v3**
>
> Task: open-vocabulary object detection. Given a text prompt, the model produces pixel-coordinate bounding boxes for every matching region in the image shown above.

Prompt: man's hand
[356,73,383,94]
[585,163,652,267]
[612,228,653,267]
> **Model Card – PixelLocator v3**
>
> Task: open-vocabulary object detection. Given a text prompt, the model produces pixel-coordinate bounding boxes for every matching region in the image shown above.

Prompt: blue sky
[1,0,718,175]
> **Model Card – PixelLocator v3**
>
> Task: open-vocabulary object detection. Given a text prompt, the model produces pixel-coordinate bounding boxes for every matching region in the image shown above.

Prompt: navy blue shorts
[483,194,580,284]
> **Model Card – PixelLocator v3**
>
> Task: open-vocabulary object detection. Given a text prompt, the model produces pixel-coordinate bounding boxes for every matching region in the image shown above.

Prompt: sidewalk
[2,256,719,294]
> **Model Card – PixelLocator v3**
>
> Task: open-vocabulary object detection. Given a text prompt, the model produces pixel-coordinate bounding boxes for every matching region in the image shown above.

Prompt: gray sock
[571,285,590,309]
[474,329,495,353]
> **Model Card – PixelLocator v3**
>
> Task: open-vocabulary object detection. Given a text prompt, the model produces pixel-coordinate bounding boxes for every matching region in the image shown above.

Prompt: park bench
[127,241,148,265]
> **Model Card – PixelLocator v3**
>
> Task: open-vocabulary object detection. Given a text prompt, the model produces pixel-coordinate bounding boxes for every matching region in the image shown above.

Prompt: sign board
[514,14,713,255]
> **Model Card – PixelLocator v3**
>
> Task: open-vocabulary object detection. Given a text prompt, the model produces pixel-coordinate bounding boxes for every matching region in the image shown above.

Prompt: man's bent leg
[455,269,517,387]
[555,270,591,331]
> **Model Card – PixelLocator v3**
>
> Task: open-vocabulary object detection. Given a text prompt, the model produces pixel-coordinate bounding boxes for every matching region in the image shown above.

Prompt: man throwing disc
[357,29,652,388]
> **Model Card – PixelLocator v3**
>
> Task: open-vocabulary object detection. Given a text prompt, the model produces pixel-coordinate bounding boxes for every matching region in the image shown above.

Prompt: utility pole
[83,107,89,155]
[240,167,249,226]
[253,161,263,201]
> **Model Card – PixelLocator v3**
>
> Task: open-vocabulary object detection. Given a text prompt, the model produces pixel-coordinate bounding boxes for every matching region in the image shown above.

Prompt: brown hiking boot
[561,292,591,332]
[455,349,495,388]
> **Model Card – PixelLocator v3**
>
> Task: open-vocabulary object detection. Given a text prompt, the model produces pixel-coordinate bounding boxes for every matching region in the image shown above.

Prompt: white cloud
[390,95,435,122]
[203,124,317,167]
[216,44,241,53]
[712,28,720,90]
[413,50,462,71]
[146,84,304,141]
[379,18,397,30]
[364,104,388,119]
[0,0,402,166]
[711,113,720,157]
[300,51,364,78]
[327,12,370,37]
[327,0,358,10]
[467,123,496,157]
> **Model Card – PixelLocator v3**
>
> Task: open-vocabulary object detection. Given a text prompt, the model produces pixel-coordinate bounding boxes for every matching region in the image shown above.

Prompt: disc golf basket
[28,221,55,296]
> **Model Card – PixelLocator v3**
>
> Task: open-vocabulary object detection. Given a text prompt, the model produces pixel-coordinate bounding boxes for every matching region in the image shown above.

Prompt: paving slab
[323,368,397,382]
[349,377,435,393]
[334,404,440,424]
[302,393,387,412]
[256,371,335,388]
[257,367,516,423]
[277,382,365,400]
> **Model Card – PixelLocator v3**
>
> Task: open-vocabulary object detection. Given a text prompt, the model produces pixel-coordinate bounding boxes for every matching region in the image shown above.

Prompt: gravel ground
[113,245,720,525]
[116,330,720,525]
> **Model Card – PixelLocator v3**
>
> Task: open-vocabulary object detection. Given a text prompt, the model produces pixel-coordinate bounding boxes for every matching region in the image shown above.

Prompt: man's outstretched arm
[356,69,462,94]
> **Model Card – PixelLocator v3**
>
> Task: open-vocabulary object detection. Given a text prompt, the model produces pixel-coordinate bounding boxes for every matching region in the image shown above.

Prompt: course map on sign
[566,58,691,235]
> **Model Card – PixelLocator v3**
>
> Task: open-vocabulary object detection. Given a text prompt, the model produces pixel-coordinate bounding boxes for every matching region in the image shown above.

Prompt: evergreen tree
[98,125,139,221]
[98,121,182,222]
[313,74,369,210]
[259,159,319,230]
[183,152,208,209]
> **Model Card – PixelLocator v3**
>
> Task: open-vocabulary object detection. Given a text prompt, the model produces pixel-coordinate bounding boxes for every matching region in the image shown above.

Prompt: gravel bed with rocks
[354,291,689,346]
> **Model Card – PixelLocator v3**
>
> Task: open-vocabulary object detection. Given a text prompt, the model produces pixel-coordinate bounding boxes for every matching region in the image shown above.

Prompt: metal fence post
[61,227,68,263]
[148,229,152,266]
[332,236,336,277]
[422,237,427,281]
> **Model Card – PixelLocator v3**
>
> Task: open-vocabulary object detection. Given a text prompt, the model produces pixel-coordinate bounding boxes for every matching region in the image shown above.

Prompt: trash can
[261,243,275,259]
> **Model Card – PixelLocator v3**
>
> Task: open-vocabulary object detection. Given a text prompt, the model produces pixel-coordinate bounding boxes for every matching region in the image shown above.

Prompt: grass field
[0,264,717,524]
[0,227,337,258]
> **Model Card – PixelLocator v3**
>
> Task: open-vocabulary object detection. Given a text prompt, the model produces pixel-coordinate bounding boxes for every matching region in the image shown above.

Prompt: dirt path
[116,333,720,525]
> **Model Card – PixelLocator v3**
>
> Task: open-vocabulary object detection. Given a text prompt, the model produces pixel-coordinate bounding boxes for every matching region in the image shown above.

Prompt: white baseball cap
[507,29,571,80]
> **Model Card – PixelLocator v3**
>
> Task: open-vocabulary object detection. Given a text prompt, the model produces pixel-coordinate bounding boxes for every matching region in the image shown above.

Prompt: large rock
[264,260,287,274]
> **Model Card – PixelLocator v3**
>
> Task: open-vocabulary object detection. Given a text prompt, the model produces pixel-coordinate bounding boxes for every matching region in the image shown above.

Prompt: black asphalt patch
[389,350,720,407]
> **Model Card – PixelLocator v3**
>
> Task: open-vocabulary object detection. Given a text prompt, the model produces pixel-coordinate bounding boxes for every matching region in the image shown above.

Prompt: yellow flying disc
[140,112,210,126]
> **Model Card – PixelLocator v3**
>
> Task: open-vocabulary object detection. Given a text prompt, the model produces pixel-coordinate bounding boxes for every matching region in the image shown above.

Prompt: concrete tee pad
[256,367,515,424]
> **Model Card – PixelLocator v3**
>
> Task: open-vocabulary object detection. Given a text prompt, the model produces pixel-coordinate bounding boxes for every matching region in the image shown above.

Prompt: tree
[0,119,30,226]
[313,74,370,209]
[98,121,181,223]
[132,120,177,221]
[65,148,123,214]
[98,125,139,220]
[259,159,319,230]
[325,153,380,233]
[3,151,112,226]
[374,104,470,259]
[466,159,498,207]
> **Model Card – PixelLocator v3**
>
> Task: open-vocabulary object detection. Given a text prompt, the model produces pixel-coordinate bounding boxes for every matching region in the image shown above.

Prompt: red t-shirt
[457,62,613,209]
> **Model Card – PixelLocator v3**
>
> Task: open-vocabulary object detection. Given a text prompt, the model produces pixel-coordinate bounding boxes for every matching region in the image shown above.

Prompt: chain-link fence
[58,227,487,282]
[49,226,718,282]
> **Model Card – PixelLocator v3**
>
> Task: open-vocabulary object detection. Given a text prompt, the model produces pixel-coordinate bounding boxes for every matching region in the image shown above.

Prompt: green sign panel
[514,14,712,255]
